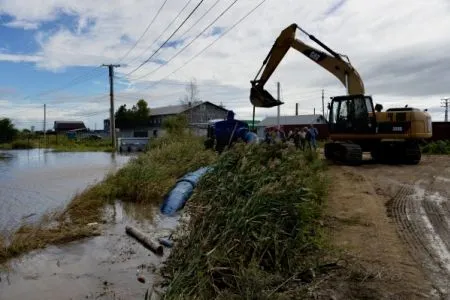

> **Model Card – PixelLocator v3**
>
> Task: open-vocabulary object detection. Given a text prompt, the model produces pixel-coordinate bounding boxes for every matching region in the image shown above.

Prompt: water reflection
[0,149,132,232]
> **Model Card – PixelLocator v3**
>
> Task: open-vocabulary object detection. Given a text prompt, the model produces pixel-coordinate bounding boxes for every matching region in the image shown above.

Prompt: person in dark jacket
[307,124,319,150]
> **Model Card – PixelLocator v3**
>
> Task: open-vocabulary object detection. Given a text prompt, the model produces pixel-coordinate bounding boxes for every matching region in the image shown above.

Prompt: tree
[135,99,150,125]
[115,99,151,129]
[0,118,18,143]
[179,78,202,106]
[162,114,188,135]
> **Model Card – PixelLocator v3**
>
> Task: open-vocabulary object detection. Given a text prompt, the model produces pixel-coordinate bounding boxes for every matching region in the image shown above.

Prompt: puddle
[0,201,181,300]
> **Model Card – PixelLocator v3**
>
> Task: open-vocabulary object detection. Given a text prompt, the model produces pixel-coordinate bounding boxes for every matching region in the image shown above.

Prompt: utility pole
[103,64,121,149]
[442,97,449,122]
[321,89,325,117]
[252,105,256,131]
[277,82,280,130]
[295,103,298,116]
[43,104,46,147]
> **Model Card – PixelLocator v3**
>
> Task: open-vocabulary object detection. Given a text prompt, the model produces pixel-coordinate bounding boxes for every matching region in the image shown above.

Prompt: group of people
[264,125,319,151]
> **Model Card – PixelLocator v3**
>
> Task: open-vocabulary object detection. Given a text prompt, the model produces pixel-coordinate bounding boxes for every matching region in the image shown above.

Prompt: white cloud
[3,19,39,30]
[0,0,449,125]
[0,52,42,63]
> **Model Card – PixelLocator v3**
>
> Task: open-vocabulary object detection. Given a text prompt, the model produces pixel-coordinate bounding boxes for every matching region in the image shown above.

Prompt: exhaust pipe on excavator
[249,83,284,108]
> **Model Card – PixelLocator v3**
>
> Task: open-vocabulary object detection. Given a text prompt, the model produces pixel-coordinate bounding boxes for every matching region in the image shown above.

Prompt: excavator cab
[328,94,377,134]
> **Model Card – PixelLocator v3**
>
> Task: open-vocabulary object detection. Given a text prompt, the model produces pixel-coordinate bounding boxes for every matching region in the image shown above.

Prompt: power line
[126,0,206,76]
[23,66,103,101]
[131,0,240,81]
[177,0,222,41]
[118,0,170,63]
[124,0,194,67]
[137,0,268,91]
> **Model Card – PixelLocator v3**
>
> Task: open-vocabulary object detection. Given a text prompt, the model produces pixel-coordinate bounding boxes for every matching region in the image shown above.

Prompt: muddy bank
[321,155,450,299]
[0,201,181,300]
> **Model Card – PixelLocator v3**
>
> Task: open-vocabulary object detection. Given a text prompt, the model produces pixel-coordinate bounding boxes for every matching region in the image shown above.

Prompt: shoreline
[0,133,216,266]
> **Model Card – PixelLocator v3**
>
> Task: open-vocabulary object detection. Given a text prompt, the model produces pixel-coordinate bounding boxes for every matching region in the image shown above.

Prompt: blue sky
[0,13,107,100]
[0,0,449,130]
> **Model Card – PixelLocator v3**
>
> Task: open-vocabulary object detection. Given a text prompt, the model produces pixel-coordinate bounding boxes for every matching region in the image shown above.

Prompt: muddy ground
[0,201,179,300]
[320,155,450,300]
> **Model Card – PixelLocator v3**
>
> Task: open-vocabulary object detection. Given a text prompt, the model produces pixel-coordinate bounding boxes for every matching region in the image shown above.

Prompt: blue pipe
[160,166,213,216]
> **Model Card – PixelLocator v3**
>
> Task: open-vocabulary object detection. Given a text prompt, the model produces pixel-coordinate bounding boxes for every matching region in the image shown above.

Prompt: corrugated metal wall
[430,122,450,141]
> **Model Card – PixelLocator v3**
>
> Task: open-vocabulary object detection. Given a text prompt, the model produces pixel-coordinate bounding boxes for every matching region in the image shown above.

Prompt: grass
[0,132,216,264]
[422,140,450,154]
[50,137,114,152]
[0,179,113,264]
[0,134,114,152]
[0,153,12,160]
[111,133,217,204]
[160,143,328,299]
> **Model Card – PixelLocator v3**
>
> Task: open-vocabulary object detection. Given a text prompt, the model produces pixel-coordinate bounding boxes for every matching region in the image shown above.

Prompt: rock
[298,268,315,283]
[87,222,98,227]
[158,237,173,248]
[138,276,146,283]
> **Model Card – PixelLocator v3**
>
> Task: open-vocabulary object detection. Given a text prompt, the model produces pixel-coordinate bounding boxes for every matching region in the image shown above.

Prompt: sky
[0,0,449,130]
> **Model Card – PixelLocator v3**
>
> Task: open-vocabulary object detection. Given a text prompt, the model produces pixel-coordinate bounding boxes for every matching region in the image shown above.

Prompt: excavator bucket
[249,86,284,108]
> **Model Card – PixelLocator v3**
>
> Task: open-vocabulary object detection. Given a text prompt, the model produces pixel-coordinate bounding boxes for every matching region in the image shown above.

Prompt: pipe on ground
[160,166,212,216]
[125,225,163,255]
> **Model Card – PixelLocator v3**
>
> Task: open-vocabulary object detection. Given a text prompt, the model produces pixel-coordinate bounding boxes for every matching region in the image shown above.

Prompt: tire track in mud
[387,184,450,298]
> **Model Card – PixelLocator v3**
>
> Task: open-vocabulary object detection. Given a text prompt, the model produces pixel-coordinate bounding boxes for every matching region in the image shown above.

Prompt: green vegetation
[162,115,189,135]
[0,132,216,264]
[112,133,217,204]
[0,134,114,151]
[161,143,328,299]
[422,140,450,154]
[0,118,18,144]
[50,136,114,152]
[115,99,151,129]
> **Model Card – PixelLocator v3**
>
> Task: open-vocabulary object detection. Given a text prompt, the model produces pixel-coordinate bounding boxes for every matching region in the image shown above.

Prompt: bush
[422,140,450,154]
[11,140,33,149]
[162,115,188,135]
[161,143,328,299]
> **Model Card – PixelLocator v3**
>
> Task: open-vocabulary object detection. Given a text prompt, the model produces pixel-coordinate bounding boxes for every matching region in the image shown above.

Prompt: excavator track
[371,141,421,165]
[404,142,421,165]
[324,142,362,165]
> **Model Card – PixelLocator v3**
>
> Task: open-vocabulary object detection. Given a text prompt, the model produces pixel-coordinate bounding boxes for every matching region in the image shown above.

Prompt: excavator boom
[250,23,365,107]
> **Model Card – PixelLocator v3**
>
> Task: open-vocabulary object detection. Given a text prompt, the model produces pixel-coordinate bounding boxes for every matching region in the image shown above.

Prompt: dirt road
[323,155,450,299]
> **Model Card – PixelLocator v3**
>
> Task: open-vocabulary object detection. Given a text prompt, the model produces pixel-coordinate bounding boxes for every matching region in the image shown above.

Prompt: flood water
[0,201,181,299]
[0,149,132,232]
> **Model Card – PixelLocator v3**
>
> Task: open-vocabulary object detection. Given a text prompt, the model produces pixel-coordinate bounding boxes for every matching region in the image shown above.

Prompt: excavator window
[329,96,377,134]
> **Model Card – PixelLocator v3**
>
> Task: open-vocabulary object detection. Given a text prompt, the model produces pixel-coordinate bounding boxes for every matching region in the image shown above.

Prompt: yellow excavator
[250,23,432,165]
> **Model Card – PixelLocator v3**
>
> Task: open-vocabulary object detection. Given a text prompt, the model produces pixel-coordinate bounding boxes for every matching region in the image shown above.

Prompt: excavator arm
[250,23,365,108]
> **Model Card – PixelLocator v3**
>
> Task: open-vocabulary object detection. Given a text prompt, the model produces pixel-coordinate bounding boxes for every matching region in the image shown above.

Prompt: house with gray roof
[149,101,229,128]
[111,101,229,138]
[54,120,87,133]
